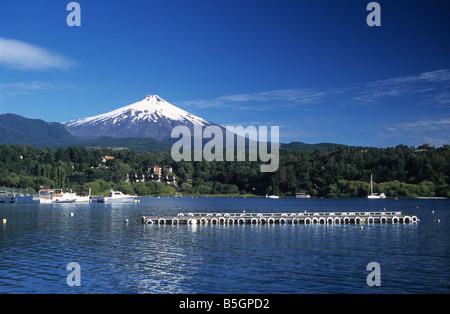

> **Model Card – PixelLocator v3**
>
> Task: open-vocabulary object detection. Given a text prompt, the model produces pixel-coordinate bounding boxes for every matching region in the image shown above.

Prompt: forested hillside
[0,144,449,197]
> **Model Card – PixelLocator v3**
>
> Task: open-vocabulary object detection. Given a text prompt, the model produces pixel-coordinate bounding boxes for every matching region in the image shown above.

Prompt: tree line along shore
[0,143,448,198]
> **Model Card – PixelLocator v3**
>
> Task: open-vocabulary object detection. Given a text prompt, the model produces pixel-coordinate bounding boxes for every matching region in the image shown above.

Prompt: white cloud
[179,69,450,111]
[0,81,80,99]
[378,118,450,147]
[177,88,328,111]
[176,69,450,146]
[0,38,77,71]
[386,118,450,133]
[353,69,450,104]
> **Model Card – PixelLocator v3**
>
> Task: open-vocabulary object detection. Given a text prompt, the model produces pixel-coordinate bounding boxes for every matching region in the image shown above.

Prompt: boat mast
[370,174,374,195]
[272,177,276,196]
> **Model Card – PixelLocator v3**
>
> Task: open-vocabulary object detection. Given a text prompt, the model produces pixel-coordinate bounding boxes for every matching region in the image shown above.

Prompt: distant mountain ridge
[75,136,172,153]
[0,94,349,152]
[281,141,347,151]
[0,113,78,146]
[64,95,219,141]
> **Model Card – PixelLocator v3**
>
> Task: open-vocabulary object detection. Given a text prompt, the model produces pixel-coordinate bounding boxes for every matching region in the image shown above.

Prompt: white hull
[99,196,138,203]
[367,193,386,199]
[39,197,77,204]
[64,193,91,203]
[38,189,91,204]
[367,174,386,199]
[74,197,91,203]
[266,195,279,199]
[98,190,139,203]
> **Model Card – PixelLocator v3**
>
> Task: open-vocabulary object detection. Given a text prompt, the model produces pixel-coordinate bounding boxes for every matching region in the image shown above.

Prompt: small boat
[39,189,77,204]
[266,177,280,199]
[53,198,76,204]
[63,189,92,203]
[367,174,386,199]
[295,193,311,199]
[38,188,91,204]
[98,190,139,203]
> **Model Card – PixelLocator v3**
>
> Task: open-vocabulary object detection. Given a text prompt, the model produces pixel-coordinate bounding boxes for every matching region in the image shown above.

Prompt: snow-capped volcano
[64,95,216,140]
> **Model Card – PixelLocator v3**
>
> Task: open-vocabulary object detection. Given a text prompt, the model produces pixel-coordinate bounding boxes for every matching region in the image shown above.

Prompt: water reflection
[0,198,448,293]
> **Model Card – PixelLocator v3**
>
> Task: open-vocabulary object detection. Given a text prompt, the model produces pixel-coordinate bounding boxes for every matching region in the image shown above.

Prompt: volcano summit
[64,95,216,141]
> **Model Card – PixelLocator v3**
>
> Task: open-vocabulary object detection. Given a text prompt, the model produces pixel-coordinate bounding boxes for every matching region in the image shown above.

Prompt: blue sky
[1,0,449,147]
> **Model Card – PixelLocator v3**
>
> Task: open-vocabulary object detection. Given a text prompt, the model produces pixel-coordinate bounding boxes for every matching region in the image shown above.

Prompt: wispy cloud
[386,118,450,133]
[0,81,81,98]
[352,69,450,104]
[0,81,55,96]
[177,88,328,111]
[0,38,77,71]
[177,69,450,146]
[377,118,450,147]
[179,69,450,112]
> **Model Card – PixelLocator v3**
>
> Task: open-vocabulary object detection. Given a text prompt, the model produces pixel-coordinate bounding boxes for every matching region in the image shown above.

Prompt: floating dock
[142,211,419,225]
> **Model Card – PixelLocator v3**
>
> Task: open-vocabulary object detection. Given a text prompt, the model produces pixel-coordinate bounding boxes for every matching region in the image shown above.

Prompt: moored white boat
[295,193,311,199]
[98,190,139,203]
[367,193,386,199]
[266,178,280,199]
[63,192,92,203]
[39,189,76,203]
[38,188,92,203]
[367,174,386,199]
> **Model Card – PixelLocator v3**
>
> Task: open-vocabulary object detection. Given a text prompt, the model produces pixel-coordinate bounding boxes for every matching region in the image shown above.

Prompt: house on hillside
[127,165,177,185]
[101,156,115,163]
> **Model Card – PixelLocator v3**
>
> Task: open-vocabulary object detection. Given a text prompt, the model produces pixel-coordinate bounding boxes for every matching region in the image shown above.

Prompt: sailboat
[266,177,280,199]
[367,174,386,199]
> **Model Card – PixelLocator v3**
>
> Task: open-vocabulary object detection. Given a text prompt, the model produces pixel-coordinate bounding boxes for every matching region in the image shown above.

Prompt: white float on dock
[142,211,419,225]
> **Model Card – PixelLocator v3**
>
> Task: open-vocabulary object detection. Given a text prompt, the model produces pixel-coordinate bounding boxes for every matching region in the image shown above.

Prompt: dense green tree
[0,144,449,197]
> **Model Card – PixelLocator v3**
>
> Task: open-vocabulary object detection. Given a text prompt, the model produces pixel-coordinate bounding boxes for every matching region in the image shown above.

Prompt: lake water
[0,197,448,294]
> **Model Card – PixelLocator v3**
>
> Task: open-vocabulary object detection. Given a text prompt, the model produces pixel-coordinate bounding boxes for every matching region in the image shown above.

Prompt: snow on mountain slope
[64,95,217,140]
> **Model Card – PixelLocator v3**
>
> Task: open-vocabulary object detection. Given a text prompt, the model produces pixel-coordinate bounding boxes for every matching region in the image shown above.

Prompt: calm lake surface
[0,197,449,294]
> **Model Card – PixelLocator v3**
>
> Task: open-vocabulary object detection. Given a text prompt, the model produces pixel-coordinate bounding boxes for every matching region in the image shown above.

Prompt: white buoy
[2,218,6,224]
[70,212,74,217]
[125,219,129,223]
